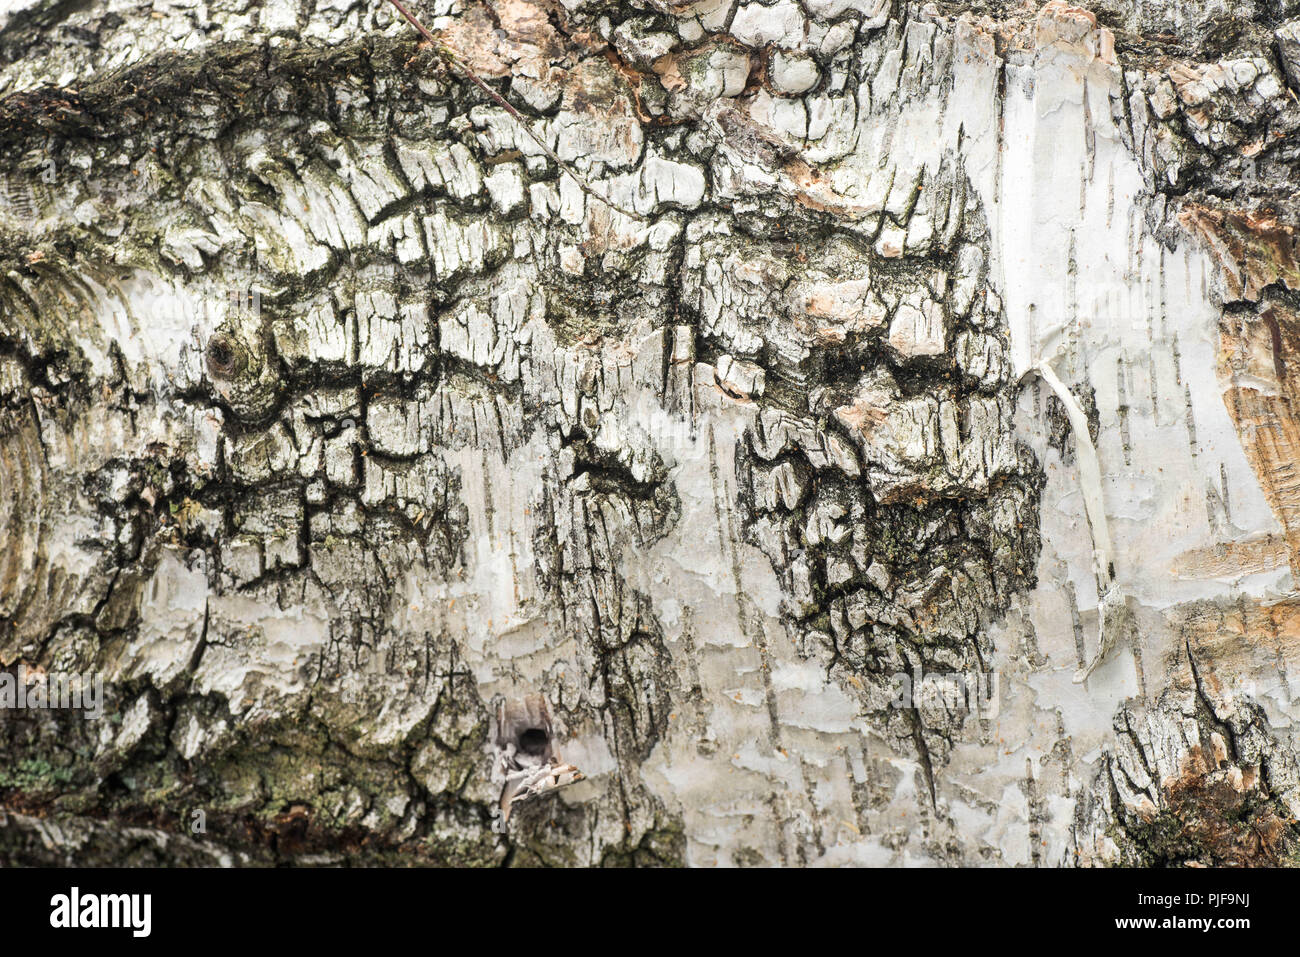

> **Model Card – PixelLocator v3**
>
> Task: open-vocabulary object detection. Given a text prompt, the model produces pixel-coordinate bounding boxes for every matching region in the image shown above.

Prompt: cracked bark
[2,0,1300,867]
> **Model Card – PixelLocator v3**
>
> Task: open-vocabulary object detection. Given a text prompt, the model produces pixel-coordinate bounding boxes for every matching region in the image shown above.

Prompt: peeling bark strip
[1025,360,1132,683]
[2,0,1300,868]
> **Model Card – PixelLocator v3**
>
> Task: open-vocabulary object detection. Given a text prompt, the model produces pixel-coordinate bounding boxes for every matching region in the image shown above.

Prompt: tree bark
[2,0,1300,866]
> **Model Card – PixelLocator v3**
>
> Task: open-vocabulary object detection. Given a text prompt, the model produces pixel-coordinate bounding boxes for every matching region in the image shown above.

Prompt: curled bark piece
[499,763,585,823]
[1026,361,1132,683]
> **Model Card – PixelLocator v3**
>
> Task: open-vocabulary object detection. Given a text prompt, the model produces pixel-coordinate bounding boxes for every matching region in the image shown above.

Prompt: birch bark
[2,0,1300,866]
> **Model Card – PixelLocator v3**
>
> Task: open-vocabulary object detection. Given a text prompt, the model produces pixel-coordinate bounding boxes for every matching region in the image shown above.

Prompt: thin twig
[384,0,648,221]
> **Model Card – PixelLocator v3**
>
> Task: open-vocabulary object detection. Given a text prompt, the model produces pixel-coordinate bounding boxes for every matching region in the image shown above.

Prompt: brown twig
[384,0,648,221]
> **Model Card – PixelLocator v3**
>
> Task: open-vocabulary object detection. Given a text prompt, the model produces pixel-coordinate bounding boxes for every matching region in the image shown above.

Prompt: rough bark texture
[2,0,1300,866]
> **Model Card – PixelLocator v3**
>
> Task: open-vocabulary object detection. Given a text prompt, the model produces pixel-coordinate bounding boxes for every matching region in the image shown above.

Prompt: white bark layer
[2,0,1299,866]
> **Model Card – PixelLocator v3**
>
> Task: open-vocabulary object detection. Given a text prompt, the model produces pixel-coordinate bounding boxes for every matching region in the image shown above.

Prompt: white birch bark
[2,0,1299,866]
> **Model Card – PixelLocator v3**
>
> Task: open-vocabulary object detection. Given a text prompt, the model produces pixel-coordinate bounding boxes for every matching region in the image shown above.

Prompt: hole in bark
[517,727,549,757]
[495,694,558,768]
[206,336,238,378]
